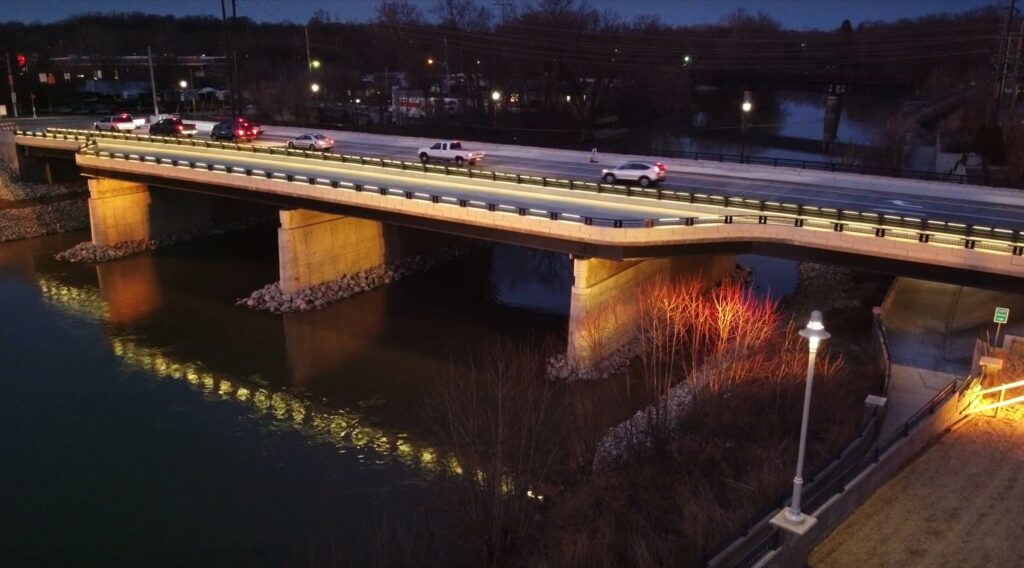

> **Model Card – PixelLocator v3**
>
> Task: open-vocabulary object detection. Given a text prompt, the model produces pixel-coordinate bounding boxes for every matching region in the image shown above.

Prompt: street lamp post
[774,310,831,532]
[491,90,501,128]
[740,100,752,162]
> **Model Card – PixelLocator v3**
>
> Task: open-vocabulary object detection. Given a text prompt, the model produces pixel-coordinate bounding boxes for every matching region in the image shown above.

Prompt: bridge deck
[66,137,1024,279]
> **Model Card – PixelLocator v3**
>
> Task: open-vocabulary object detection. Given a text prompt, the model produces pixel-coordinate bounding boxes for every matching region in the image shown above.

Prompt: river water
[1,226,665,564]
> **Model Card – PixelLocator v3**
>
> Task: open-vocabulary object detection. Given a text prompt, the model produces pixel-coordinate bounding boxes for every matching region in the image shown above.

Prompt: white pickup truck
[417,141,484,167]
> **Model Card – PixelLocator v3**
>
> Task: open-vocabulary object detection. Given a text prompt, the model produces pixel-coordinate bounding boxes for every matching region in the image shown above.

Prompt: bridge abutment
[567,254,735,369]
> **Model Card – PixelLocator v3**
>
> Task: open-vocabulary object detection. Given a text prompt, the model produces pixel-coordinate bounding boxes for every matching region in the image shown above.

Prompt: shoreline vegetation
[390,262,889,566]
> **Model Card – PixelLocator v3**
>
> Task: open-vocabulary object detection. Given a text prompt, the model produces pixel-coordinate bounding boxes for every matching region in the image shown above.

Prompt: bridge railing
[62,140,1024,258]
[17,128,1024,252]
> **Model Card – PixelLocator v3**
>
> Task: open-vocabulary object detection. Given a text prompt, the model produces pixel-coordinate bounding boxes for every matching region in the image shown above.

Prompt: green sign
[994,307,1010,324]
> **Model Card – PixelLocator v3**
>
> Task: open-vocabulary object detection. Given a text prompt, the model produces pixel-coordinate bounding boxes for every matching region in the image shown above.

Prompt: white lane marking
[889,199,923,209]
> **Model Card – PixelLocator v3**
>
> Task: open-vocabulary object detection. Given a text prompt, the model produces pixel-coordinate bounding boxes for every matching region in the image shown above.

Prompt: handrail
[16,127,1024,254]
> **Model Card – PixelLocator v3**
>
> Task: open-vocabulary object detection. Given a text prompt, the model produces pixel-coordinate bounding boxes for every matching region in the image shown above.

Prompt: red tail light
[656,162,666,171]
[176,124,183,131]
[237,129,245,136]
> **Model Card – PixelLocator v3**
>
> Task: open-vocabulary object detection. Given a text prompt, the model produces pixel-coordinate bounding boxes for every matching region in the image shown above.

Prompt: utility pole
[305,26,312,71]
[147,46,159,116]
[220,0,232,116]
[231,0,240,117]
[444,35,450,98]
[1011,18,1024,116]
[5,52,18,118]
[995,0,1017,119]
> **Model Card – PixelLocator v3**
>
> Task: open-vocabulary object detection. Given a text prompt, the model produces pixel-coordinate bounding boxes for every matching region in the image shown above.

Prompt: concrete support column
[567,254,735,369]
[278,209,386,295]
[87,178,153,247]
[88,179,215,247]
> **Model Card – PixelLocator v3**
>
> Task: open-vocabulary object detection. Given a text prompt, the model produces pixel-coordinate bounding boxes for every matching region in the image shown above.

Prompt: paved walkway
[809,412,1024,568]
[881,279,1024,438]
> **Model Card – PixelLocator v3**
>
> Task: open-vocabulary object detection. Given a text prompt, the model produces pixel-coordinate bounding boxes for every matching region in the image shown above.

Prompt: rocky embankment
[56,216,276,263]
[0,160,89,242]
[0,160,86,201]
[237,243,484,314]
[0,200,90,243]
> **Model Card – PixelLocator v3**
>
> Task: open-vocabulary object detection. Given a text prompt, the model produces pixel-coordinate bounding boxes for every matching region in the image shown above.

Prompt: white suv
[601,161,667,187]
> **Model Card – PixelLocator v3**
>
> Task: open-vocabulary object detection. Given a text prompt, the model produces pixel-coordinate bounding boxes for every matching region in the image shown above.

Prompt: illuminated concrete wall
[278,208,473,295]
[87,179,216,247]
[278,209,386,295]
[568,254,735,368]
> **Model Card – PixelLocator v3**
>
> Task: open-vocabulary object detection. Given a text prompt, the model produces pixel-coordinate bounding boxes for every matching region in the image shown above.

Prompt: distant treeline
[0,0,1003,125]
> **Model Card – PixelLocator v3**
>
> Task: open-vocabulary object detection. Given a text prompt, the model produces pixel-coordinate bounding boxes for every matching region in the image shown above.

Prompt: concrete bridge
[12,129,1024,367]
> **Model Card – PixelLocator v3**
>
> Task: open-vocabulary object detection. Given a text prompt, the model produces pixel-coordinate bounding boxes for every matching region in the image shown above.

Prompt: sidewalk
[880,279,1024,438]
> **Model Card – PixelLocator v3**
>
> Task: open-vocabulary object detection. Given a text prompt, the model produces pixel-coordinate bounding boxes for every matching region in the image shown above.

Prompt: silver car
[287,133,334,151]
[601,161,668,187]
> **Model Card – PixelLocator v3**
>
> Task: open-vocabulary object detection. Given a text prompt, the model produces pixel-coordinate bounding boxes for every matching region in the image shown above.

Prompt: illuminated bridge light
[236,387,251,402]
[218,379,234,397]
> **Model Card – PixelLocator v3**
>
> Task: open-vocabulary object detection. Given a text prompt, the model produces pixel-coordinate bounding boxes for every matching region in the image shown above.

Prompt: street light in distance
[491,90,501,128]
[310,83,320,93]
[179,80,188,89]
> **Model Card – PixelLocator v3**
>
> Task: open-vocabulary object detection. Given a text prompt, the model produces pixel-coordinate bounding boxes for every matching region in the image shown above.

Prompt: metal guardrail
[15,128,1024,255]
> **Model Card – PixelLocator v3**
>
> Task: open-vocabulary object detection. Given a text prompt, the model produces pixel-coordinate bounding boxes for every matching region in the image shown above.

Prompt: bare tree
[432,0,492,31]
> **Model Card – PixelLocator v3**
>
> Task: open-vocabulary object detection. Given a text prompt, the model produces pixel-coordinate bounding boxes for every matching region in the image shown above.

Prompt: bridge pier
[567,254,735,369]
[277,208,473,296]
[87,179,214,247]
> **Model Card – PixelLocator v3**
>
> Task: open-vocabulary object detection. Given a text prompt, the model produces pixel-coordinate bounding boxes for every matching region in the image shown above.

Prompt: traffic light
[15,53,26,68]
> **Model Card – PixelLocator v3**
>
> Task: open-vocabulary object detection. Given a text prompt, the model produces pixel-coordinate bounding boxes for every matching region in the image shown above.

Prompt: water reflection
[36,273,448,476]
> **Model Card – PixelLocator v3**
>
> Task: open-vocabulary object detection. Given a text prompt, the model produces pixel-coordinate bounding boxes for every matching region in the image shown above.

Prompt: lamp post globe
[179,80,188,89]
[310,83,320,94]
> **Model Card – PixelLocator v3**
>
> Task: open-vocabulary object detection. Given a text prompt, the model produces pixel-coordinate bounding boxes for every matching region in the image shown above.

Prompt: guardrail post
[550,212,559,220]
[518,207,527,216]
[487,204,496,212]
[459,199,467,207]
[516,174,522,184]
[331,181,339,189]
[405,191,414,199]
[431,195,440,203]
[286,174,294,182]
[965,239,976,250]
[584,217,593,225]
[1013,245,1023,256]
[875,228,886,238]
[379,187,388,196]
[758,216,768,224]
[919,233,930,243]
[794,218,804,227]
[685,217,696,226]
[724,215,733,224]
[834,223,844,232]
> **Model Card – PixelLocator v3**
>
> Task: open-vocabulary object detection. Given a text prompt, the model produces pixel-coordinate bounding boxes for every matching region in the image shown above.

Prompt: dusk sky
[2,0,999,29]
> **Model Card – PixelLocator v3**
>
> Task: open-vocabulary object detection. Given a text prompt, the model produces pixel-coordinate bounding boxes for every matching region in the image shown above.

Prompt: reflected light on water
[34,274,541,498]
[36,274,449,476]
